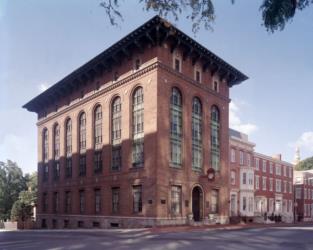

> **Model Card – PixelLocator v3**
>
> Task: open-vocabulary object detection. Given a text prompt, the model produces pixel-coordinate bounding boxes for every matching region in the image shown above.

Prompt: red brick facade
[24,16,247,228]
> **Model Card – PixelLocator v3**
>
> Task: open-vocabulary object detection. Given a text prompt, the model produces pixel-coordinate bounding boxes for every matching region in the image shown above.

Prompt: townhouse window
[53,192,59,213]
[276,164,281,175]
[171,186,182,215]
[269,162,273,174]
[296,188,301,199]
[242,172,247,185]
[43,164,49,182]
[94,151,102,174]
[42,193,48,212]
[53,161,60,181]
[239,151,244,165]
[289,167,292,178]
[192,97,202,171]
[64,191,71,213]
[112,187,120,213]
[284,181,287,193]
[283,165,287,176]
[170,87,182,166]
[79,112,86,153]
[262,177,267,191]
[53,124,60,160]
[230,149,236,163]
[247,153,251,167]
[211,189,219,213]
[133,185,142,213]
[94,105,102,150]
[112,97,122,171]
[231,170,236,185]
[95,189,101,214]
[132,87,144,167]
[276,179,281,192]
[304,188,307,199]
[289,182,292,194]
[65,158,72,178]
[134,58,141,70]
[255,158,259,170]
[242,196,247,211]
[79,190,85,214]
[248,173,253,185]
[211,106,220,171]
[194,66,201,83]
[262,160,266,172]
[173,51,182,72]
[248,197,253,212]
[213,81,219,92]
[112,146,122,171]
[269,178,273,191]
[255,175,259,189]
[43,128,49,163]
[79,155,86,177]
[65,119,72,157]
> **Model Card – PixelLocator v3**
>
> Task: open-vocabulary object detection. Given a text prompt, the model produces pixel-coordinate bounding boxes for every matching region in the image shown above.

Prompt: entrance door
[192,187,203,221]
[230,194,237,216]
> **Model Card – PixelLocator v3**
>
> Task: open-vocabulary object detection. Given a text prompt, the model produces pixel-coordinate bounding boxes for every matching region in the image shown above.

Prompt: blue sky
[1,0,313,174]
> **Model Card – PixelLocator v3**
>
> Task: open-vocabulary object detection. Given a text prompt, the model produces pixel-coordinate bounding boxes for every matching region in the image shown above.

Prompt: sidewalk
[148,221,313,234]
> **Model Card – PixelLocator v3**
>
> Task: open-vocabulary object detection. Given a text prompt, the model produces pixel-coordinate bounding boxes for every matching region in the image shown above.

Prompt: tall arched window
[43,128,49,163]
[53,124,60,180]
[42,128,49,182]
[211,105,220,171]
[94,105,102,149]
[79,112,86,152]
[93,105,102,174]
[65,119,72,178]
[192,97,202,171]
[54,124,60,160]
[132,87,144,167]
[112,97,122,171]
[79,112,86,176]
[170,87,182,166]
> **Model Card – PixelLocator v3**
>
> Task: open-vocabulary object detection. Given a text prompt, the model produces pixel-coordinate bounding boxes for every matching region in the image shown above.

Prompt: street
[1,225,313,250]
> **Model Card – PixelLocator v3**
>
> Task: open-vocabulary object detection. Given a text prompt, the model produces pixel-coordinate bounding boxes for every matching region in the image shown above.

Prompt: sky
[1,0,313,174]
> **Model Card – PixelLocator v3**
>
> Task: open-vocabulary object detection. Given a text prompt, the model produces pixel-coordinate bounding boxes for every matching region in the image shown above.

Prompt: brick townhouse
[294,170,313,221]
[254,153,293,222]
[229,129,255,220]
[23,16,248,229]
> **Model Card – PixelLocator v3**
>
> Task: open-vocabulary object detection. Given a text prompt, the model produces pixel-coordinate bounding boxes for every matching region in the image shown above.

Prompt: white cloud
[37,82,49,92]
[292,131,313,152]
[229,100,258,135]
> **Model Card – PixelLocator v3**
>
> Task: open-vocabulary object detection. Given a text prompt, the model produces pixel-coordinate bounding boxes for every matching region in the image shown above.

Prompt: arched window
[53,124,60,181]
[211,105,220,171]
[54,124,60,160]
[65,119,72,178]
[94,105,102,149]
[43,128,48,163]
[93,105,102,174]
[79,112,86,152]
[65,119,72,157]
[112,97,122,171]
[170,87,182,166]
[132,87,144,167]
[192,97,202,170]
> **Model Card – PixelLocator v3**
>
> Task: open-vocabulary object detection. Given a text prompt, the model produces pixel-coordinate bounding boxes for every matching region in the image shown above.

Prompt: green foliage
[99,0,313,33]
[295,156,313,171]
[0,160,37,221]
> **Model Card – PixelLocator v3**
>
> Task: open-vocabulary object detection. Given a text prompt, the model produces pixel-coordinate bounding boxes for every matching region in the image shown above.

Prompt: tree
[295,156,313,171]
[10,172,37,222]
[100,0,313,33]
[0,160,27,220]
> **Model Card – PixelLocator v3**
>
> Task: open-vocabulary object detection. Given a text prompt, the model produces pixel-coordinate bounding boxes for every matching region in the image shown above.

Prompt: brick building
[294,170,313,221]
[229,129,255,219]
[254,153,293,222]
[23,16,248,228]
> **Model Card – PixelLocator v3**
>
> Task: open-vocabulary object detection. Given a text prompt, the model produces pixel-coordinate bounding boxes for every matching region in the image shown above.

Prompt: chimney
[272,154,282,161]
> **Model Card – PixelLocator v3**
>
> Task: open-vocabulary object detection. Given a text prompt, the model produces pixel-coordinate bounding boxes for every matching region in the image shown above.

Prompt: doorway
[192,186,203,221]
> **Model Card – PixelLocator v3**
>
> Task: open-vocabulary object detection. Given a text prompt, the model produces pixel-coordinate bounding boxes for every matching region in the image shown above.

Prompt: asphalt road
[1,225,313,250]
